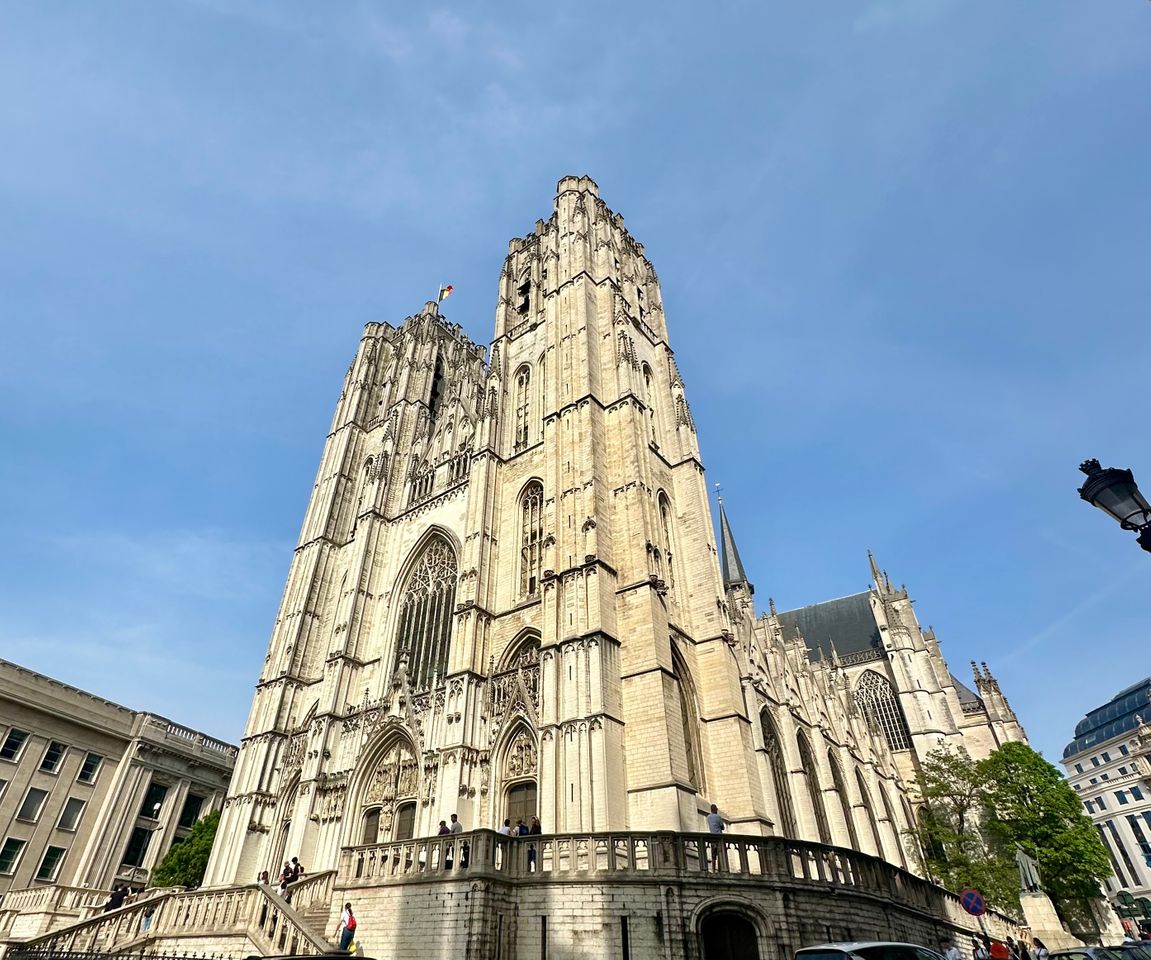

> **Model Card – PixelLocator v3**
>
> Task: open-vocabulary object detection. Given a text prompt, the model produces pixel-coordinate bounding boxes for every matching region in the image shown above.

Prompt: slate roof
[951,675,983,706]
[776,592,880,660]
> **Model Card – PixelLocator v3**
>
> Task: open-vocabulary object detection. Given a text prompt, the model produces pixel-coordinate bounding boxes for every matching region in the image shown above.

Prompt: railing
[961,700,987,715]
[338,830,1020,933]
[9,881,333,957]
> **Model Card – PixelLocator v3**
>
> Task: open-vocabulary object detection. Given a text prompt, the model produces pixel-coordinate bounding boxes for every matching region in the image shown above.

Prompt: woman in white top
[1032,938,1050,960]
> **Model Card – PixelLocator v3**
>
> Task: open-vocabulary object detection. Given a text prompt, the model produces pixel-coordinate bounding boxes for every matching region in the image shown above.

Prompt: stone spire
[718,495,754,595]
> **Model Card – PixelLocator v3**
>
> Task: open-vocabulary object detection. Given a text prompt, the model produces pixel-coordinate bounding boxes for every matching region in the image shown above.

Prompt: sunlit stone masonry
[4,178,1031,960]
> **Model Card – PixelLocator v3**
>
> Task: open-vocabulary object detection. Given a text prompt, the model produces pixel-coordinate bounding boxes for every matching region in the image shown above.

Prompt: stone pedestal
[1090,897,1127,944]
[1020,892,1083,950]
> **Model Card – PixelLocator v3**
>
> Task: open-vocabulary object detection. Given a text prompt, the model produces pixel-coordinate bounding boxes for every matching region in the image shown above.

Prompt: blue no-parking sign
[960,888,987,916]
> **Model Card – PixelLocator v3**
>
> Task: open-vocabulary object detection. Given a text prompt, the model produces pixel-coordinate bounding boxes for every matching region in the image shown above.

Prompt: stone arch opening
[759,708,797,838]
[671,640,703,792]
[699,908,762,960]
[796,730,831,844]
[494,720,538,829]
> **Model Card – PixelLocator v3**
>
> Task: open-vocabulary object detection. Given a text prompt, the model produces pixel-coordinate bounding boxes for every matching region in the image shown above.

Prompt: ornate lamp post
[1078,459,1151,553]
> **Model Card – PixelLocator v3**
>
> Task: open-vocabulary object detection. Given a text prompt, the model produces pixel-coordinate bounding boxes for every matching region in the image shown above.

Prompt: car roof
[798,944,942,952]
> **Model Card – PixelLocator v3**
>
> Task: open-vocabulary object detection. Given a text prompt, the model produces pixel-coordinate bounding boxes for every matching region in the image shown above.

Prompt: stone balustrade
[338,829,1018,934]
[7,875,336,958]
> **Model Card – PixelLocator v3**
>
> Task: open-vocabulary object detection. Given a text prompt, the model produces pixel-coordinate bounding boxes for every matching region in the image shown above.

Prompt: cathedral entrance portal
[700,912,760,960]
[505,781,537,826]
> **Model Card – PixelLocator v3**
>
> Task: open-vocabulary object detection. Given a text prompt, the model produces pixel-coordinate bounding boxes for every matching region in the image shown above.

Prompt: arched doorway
[701,911,760,960]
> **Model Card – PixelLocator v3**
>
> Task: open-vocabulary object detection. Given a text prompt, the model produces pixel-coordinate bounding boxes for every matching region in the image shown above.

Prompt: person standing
[498,819,514,836]
[706,804,725,870]
[337,902,357,952]
[515,818,528,836]
[942,939,960,960]
[1032,938,1049,960]
[449,813,463,834]
[437,820,451,836]
[972,937,989,960]
[528,817,542,835]
[289,857,306,883]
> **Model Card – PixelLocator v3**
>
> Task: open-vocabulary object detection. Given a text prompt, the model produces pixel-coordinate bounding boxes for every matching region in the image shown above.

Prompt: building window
[393,535,457,692]
[853,670,913,752]
[1132,786,1145,802]
[1120,766,1129,775]
[513,365,532,452]
[40,741,67,774]
[1,729,29,762]
[1098,796,1108,810]
[1075,763,1084,774]
[17,787,50,822]
[827,749,859,850]
[58,797,86,832]
[519,481,544,597]
[35,846,66,882]
[796,731,831,844]
[178,795,205,829]
[1120,744,1129,756]
[659,493,676,597]
[1106,819,1140,883]
[1127,814,1151,860]
[1117,791,1129,805]
[1103,751,1112,762]
[428,354,445,419]
[1092,757,1101,767]
[1090,778,1098,785]
[760,710,797,838]
[77,753,103,784]
[394,801,416,841]
[140,783,169,819]
[0,838,27,874]
[121,826,151,867]
[361,808,381,845]
[672,647,702,791]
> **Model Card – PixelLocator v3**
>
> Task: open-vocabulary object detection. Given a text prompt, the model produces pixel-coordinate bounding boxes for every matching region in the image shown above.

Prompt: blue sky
[1,1,1148,767]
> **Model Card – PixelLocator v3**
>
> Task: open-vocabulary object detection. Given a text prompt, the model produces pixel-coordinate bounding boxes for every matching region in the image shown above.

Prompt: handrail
[8,883,332,957]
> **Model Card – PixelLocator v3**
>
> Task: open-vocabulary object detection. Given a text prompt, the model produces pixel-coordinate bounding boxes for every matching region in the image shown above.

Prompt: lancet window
[855,768,885,858]
[827,749,859,851]
[760,709,797,838]
[672,646,702,790]
[797,731,832,844]
[513,365,532,452]
[519,482,544,597]
[659,493,676,597]
[854,670,913,752]
[393,536,457,691]
[642,363,657,443]
[360,738,419,844]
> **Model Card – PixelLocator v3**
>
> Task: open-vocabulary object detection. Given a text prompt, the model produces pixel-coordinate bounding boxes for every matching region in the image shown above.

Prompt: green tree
[910,747,1020,913]
[150,810,220,889]
[979,741,1112,933]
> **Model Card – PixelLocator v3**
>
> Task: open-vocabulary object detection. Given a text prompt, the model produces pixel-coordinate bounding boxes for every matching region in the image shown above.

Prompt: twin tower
[205,177,1021,885]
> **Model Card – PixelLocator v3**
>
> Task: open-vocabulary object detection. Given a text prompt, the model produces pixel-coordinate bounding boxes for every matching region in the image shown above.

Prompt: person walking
[337,902,357,952]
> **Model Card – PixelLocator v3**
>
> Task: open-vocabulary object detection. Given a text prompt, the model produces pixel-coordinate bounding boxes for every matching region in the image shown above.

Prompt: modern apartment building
[0,659,236,896]
[1063,678,1151,913]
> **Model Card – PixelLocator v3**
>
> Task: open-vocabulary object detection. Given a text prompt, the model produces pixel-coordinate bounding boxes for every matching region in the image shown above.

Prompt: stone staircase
[0,871,338,958]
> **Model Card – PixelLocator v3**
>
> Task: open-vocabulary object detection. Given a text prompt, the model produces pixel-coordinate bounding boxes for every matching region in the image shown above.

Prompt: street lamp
[1078,459,1151,553]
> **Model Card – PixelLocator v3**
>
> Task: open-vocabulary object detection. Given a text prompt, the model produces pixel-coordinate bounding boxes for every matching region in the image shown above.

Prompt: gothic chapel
[205,177,1026,887]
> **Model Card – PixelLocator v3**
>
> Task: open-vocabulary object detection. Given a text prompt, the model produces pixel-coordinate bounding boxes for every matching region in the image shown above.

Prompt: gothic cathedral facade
[205,177,1026,886]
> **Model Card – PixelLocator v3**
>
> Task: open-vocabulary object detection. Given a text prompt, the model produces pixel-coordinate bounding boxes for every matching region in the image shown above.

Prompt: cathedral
[205,176,1025,891]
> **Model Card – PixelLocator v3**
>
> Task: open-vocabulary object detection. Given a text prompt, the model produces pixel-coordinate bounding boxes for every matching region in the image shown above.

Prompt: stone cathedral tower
[206,176,767,885]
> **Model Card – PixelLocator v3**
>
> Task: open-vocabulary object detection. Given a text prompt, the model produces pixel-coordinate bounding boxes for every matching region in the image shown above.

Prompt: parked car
[1050,949,1129,960]
[797,941,948,960]
[1103,946,1151,960]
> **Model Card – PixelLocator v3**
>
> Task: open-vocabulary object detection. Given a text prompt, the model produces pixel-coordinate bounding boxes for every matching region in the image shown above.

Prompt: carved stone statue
[1015,844,1042,893]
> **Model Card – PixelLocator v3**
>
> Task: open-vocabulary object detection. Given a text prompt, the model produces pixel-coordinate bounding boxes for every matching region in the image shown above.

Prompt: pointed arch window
[642,363,657,443]
[513,365,532,452]
[854,671,913,752]
[659,493,676,598]
[878,782,908,868]
[393,536,457,691]
[827,749,859,851]
[672,646,703,791]
[519,482,544,597]
[760,710,797,838]
[429,354,445,419]
[797,731,831,844]
[855,768,885,858]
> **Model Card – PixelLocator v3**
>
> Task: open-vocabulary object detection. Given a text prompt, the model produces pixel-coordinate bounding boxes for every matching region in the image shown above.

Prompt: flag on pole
[437,284,454,302]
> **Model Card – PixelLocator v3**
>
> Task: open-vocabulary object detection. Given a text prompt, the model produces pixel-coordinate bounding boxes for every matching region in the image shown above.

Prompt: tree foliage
[910,742,1111,925]
[150,810,220,889]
